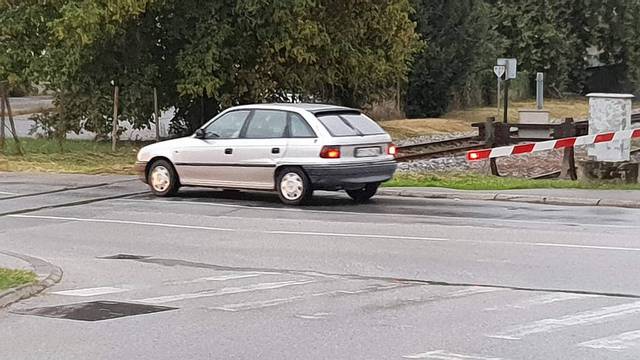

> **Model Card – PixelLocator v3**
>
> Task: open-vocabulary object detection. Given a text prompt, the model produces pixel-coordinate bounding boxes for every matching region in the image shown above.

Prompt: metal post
[497,77,501,119]
[536,72,544,110]
[111,85,119,152]
[503,78,509,124]
[153,87,160,142]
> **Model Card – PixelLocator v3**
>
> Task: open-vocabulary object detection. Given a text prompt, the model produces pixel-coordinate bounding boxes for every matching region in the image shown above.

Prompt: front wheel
[276,167,312,205]
[346,183,380,203]
[147,159,180,197]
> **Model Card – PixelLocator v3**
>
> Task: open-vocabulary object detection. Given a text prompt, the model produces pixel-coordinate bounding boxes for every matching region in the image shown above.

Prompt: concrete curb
[378,188,640,209]
[0,251,62,309]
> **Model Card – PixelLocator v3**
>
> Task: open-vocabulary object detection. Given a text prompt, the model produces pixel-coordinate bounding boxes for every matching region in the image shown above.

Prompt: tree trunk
[0,89,5,152]
[0,86,23,155]
[111,85,119,152]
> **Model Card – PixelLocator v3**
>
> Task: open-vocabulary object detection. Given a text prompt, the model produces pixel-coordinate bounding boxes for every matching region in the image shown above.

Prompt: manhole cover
[98,254,150,260]
[11,301,176,321]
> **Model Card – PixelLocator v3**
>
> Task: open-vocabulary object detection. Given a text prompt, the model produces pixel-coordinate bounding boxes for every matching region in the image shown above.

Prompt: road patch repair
[11,301,176,321]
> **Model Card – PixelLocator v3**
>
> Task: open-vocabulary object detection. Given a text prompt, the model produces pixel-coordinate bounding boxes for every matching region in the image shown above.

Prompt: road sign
[494,65,506,79]
[497,58,517,79]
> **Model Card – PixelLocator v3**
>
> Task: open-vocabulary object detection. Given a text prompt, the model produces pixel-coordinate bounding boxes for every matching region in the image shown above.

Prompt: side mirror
[195,129,206,139]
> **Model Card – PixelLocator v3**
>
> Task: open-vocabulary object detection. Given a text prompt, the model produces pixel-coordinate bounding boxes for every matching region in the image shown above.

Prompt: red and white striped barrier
[467,128,640,161]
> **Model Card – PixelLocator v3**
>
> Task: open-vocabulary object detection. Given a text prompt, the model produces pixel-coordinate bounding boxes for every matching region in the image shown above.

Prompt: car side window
[203,110,250,139]
[244,110,288,139]
[288,113,316,138]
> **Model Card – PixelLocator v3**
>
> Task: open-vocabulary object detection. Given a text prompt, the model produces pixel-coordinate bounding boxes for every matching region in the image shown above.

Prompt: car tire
[276,167,312,205]
[346,183,379,203]
[147,159,180,197]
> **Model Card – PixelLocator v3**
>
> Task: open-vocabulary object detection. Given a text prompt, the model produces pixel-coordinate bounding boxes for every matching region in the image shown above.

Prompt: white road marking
[373,287,500,311]
[51,287,128,297]
[447,287,501,297]
[10,214,640,253]
[0,191,17,195]
[136,279,315,304]
[163,273,266,285]
[485,293,596,311]
[403,350,504,359]
[211,283,409,312]
[266,230,448,242]
[211,295,306,312]
[269,230,640,253]
[578,329,640,351]
[9,214,234,232]
[533,242,640,252]
[488,301,640,340]
[295,312,330,320]
[116,198,640,230]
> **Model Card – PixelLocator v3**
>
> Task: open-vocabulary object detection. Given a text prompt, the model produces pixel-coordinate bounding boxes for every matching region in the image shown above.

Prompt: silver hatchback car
[135,103,397,204]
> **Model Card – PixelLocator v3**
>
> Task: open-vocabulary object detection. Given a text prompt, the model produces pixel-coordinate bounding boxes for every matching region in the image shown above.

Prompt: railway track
[397,112,640,162]
[396,136,485,161]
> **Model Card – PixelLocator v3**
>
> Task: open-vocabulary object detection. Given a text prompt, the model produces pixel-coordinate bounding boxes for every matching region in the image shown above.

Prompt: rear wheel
[276,167,312,205]
[346,183,380,203]
[147,159,180,197]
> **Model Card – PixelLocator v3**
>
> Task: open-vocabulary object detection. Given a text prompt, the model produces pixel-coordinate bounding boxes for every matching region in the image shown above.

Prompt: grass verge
[444,97,589,124]
[0,268,37,292]
[0,139,142,174]
[385,173,640,191]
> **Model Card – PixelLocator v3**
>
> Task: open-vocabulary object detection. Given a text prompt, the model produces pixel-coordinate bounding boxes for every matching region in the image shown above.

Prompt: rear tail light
[387,144,397,156]
[320,146,341,159]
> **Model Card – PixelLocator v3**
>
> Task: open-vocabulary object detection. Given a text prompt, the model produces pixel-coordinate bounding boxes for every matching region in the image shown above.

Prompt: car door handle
[225,148,233,155]
[271,147,280,154]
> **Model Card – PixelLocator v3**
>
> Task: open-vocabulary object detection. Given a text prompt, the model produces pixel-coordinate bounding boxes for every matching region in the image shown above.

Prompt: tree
[406,0,499,118]
[6,0,421,139]
[491,0,576,97]
[589,0,640,94]
[0,0,56,153]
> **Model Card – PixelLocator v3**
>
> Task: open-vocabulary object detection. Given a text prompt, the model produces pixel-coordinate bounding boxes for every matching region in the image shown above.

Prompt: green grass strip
[385,173,640,191]
[0,268,38,292]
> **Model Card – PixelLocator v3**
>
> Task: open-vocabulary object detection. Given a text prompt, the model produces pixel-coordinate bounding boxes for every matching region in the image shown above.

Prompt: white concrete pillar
[587,93,634,162]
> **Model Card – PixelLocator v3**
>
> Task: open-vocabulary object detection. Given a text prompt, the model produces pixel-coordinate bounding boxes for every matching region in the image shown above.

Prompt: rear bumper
[303,160,397,190]
[134,161,148,183]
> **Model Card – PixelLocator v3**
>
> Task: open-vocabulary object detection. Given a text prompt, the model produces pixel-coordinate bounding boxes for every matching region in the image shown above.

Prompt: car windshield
[317,113,384,137]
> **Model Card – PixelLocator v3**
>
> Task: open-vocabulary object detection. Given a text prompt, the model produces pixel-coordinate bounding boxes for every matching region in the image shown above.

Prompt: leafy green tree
[588,0,640,94]
[5,0,420,138]
[491,0,576,97]
[0,0,59,152]
[406,0,499,118]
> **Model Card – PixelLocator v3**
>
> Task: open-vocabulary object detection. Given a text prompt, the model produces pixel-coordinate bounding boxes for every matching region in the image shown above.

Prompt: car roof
[230,103,361,115]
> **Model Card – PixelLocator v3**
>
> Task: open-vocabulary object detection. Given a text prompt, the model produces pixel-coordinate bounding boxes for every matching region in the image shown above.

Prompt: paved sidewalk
[379,187,640,208]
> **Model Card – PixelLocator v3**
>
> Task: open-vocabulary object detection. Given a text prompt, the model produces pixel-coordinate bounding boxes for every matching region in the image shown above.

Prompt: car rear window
[317,113,384,137]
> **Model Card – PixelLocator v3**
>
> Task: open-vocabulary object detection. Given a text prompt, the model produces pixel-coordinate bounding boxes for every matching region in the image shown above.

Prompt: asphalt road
[2,173,640,359]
